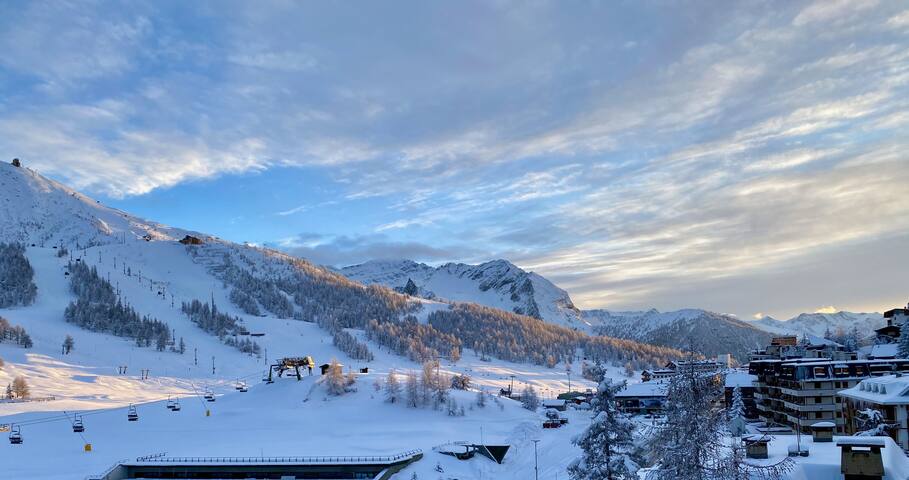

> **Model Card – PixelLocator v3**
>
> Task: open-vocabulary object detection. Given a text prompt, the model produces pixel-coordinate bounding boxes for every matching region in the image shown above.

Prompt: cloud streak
[1,0,907,318]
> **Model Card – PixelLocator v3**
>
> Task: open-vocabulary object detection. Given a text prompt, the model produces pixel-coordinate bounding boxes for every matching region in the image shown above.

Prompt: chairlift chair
[204,390,215,402]
[8,425,22,444]
[171,399,181,411]
[238,381,248,393]
[127,404,139,422]
[72,415,85,433]
[166,398,176,410]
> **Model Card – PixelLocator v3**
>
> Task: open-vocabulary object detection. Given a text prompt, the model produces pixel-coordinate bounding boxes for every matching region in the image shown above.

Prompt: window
[815,412,823,419]
[813,367,829,378]
[814,397,822,404]
[814,382,822,389]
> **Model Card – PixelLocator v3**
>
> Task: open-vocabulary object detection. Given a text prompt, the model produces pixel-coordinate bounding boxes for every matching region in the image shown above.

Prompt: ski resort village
[2,1,908,479]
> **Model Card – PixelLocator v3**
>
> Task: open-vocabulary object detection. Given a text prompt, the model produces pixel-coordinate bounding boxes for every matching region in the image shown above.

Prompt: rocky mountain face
[585,308,773,361]
[340,259,585,329]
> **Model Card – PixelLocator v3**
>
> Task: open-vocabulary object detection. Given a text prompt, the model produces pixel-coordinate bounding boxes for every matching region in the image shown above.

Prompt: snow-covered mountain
[340,259,585,328]
[748,311,885,337]
[584,308,772,361]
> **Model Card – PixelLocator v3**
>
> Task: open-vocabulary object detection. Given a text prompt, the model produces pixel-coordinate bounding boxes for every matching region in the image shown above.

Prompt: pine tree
[5,383,12,399]
[178,337,186,354]
[476,388,487,408]
[898,320,909,359]
[569,379,636,480]
[62,335,75,354]
[728,385,747,437]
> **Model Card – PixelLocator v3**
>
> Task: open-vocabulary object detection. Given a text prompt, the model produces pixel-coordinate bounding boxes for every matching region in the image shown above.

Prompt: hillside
[341,259,585,329]
[585,308,772,361]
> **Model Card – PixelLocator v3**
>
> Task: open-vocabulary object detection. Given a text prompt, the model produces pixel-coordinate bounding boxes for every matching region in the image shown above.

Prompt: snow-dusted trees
[0,316,32,348]
[728,385,746,437]
[0,242,37,307]
[181,298,261,355]
[855,408,897,436]
[366,316,460,364]
[451,373,471,390]
[646,369,791,480]
[228,288,261,316]
[521,385,540,410]
[332,328,374,362]
[324,359,355,395]
[62,335,75,355]
[569,379,637,480]
[65,261,171,349]
[220,260,293,318]
[898,321,909,358]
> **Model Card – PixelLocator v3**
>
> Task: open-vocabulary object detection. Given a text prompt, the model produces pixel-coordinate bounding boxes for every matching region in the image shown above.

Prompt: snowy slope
[585,308,772,361]
[341,259,585,329]
[748,311,885,337]
[0,162,192,246]
[0,161,615,479]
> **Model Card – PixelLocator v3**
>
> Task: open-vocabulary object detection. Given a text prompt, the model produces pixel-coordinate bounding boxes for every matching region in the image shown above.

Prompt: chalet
[874,304,909,343]
[615,381,667,415]
[11,158,20,167]
[179,235,203,245]
[542,399,567,411]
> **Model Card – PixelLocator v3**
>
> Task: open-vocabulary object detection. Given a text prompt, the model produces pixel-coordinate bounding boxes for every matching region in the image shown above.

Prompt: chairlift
[171,399,181,411]
[204,390,215,402]
[236,381,248,392]
[166,398,176,410]
[8,425,22,444]
[127,404,139,422]
[72,415,85,433]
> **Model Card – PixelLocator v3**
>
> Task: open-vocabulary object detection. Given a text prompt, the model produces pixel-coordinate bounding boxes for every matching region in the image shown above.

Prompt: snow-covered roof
[615,381,668,398]
[804,334,843,348]
[836,437,888,447]
[839,374,909,405]
[869,344,899,359]
[542,399,566,406]
[811,421,835,428]
[725,371,757,388]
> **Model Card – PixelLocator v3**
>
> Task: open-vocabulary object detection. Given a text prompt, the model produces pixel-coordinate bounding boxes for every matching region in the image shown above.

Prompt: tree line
[0,316,32,348]
[180,299,261,355]
[64,261,172,350]
[0,242,37,307]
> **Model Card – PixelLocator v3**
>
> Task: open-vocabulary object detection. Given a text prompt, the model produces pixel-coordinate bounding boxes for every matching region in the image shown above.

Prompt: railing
[132,449,423,465]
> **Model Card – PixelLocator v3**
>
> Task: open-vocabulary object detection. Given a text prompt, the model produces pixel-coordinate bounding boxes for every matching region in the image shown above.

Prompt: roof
[542,399,565,406]
[839,374,909,405]
[725,371,757,388]
[869,344,899,359]
[615,381,668,398]
[811,421,836,428]
[837,437,887,447]
[884,308,909,318]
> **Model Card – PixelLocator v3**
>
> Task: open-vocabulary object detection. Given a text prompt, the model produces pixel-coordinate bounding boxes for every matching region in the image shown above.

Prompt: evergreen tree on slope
[569,378,636,480]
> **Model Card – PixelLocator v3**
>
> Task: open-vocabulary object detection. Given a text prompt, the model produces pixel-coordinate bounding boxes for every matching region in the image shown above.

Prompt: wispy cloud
[2,0,908,318]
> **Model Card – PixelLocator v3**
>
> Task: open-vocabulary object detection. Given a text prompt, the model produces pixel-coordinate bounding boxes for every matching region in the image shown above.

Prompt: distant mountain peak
[341,257,583,328]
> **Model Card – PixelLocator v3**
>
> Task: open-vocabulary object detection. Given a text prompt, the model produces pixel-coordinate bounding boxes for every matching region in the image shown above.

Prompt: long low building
[615,381,667,415]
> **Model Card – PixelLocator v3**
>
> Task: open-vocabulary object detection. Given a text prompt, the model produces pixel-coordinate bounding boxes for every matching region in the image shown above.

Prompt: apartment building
[750,358,909,433]
[839,373,909,451]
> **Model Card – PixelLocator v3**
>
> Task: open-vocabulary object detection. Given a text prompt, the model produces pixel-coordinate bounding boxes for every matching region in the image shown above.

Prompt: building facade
[839,373,909,451]
[750,358,909,433]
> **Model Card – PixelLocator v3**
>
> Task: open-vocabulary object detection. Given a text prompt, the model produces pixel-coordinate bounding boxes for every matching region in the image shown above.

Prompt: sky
[1,0,908,320]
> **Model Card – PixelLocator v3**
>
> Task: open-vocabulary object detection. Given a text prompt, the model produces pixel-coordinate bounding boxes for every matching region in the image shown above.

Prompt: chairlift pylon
[9,425,22,444]
[72,415,85,433]
[127,404,139,422]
